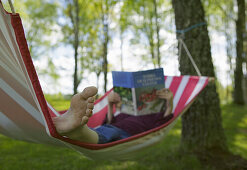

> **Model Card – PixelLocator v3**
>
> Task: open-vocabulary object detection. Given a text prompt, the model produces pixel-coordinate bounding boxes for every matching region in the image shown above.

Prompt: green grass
[221,104,247,158]
[0,97,246,170]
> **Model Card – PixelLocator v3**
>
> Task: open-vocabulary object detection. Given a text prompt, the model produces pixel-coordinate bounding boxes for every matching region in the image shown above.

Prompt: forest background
[3,0,246,103]
[1,0,247,169]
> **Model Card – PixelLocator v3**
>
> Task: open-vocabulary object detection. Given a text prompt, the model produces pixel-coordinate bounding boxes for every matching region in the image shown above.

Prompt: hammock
[0,1,210,160]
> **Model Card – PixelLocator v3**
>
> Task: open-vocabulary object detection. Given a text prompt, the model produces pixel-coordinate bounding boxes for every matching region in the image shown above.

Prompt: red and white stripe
[86,75,209,128]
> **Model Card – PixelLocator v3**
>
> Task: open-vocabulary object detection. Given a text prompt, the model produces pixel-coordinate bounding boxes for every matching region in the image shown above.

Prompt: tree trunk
[243,75,247,104]
[149,32,156,68]
[102,24,108,93]
[233,0,245,105]
[224,2,234,103]
[147,17,156,68]
[120,29,124,71]
[172,0,227,151]
[69,0,80,95]
[153,0,161,67]
[102,1,109,93]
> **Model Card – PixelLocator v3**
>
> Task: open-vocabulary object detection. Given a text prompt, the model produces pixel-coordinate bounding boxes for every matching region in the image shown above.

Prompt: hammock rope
[176,22,206,76]
[176,22,206,34]
[178,38,202,76]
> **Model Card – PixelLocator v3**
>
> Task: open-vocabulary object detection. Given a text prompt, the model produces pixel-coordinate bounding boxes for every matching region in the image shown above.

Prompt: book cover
[112,68,165,116]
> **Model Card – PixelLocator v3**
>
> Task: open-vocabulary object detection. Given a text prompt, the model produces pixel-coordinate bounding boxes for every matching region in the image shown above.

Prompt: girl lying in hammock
[52,86,173,144]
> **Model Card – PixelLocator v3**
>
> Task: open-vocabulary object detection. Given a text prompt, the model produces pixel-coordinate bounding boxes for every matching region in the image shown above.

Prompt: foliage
[60,0,118,93]
[38,58,61,89]
[215,79,233,104]
[13,0,59,59]
[203,0,245,104]
[3,0,60,88]
[3,0,244,101]
[120,0,172,68]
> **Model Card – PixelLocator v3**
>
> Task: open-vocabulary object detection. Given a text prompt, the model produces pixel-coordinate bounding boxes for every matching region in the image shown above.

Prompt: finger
[116,95,121,101]
[156,90,162,95]
[157,88,167,93]
[108,91,114,98]
[158,95,168,98]
[115,97,121,102]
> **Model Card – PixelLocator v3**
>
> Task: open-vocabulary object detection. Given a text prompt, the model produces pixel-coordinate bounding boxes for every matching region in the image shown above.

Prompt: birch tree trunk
[172,0,227,151]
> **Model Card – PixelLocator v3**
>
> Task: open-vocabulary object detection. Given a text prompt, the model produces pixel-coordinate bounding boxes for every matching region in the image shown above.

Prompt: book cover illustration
[112,68,165,116]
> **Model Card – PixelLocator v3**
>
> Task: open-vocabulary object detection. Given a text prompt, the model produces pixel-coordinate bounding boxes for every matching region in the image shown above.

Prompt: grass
[0,97,246,169]
[221,104,247,158]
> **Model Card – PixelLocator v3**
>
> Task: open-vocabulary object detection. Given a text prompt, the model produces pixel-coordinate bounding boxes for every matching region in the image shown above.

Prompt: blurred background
[1,0,247,169]
[2,0,246,104]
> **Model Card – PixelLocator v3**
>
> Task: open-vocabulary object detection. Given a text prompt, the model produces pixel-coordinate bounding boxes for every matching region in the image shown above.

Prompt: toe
[80,86,98,100]
[86,109,92,117]
[87,97,94,103]
[87,103,94,109]
[81,116,89,125]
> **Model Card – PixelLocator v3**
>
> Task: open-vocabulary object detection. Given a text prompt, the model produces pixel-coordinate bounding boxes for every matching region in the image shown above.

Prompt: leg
[52,86,99,144]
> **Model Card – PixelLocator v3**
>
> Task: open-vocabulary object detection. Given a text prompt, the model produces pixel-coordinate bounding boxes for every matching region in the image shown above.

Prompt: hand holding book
[156,88,173,101]
[108,92,121,105]
[156,88,173,117]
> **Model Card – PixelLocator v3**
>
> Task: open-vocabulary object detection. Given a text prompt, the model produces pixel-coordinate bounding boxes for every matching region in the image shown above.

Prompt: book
[112,68,165,116]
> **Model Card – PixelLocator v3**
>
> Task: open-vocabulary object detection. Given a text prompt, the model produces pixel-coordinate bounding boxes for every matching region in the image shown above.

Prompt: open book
[112,68,165,116]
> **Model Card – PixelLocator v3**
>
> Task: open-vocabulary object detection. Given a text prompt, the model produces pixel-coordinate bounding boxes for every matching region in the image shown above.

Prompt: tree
[14,0,58,59]
[172,0,226,151]
[153,0,161,67]
[121,0,166,68]
[81,23,103,89]
[203,0,236,103]
[63,0,80,95]
[6,0,58,58]
[101,0,110,93]
[61,0,93,95]
[244,0,247,103]
[233,0,245,105]
[8,0,60,88]
[172,0,247,168]
[119,1,130,71]
[93,0,117,93]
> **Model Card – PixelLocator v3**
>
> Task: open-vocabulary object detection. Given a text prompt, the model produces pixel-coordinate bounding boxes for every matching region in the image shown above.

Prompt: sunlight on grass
[233,134,247,158]
[238,115,247,127]
[221,104,247,159]
[45,94,70,111]
[169,129,181,136]
[100,161,138,170]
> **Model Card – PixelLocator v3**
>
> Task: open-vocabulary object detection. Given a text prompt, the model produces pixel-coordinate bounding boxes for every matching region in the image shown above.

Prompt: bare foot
[52,86,98,134]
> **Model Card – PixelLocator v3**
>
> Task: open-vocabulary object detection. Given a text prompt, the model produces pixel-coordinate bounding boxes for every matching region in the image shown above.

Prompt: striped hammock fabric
[0,1,209,160]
